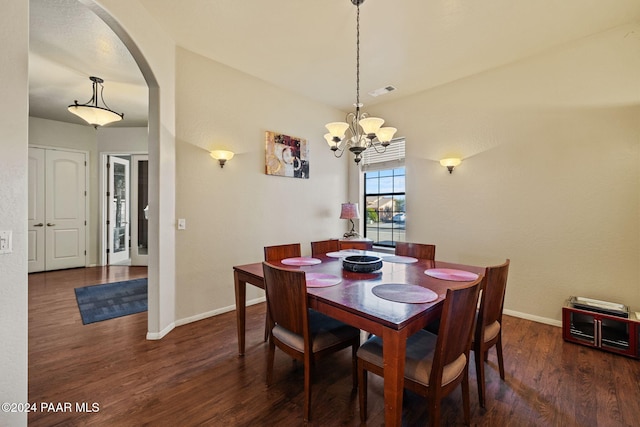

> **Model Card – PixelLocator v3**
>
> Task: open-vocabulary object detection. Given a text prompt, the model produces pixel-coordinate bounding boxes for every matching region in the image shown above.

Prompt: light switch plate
[0,230,12,254]
[177,219,186,230]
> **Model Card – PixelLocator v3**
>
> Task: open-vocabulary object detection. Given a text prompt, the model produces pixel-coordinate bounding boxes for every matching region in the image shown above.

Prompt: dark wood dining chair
[473,259,510,408]
[262,243,302,340]
[264,243,301,262]
[357,278,482,426]
[395,242,436,260]
[339,240,373,251]
[262,262,360,422]
[310,239,339,257]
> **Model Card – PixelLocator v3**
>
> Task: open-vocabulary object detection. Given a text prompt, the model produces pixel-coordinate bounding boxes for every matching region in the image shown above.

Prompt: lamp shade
[439,158,461,168]
[340,202,360,219]
[210,150,235,161]
[67,105,123,127]
[324,133,337,148]
[376,127,397,143]
[359,117,384,135]
[325,122,349,139]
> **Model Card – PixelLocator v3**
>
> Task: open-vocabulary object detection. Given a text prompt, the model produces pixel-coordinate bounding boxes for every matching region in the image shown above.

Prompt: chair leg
[351,343,358,390]
[462,368,471,425]
[496,334,505,380]
[303,356,313,422]
[357,361,368,422]
[429,399,441,427]
[475,346,486,408]
[263,311,271,342]
[267,339,275,385]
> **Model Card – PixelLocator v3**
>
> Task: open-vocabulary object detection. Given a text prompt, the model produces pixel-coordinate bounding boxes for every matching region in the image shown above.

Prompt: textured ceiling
[29,0,147,127]
[28,0,640,128]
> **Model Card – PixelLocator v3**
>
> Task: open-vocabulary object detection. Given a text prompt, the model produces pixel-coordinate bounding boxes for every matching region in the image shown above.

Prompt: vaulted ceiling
[28,0,640,128]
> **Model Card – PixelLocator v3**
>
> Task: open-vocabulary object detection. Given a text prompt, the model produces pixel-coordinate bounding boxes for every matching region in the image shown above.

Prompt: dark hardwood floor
[29,267,640,426]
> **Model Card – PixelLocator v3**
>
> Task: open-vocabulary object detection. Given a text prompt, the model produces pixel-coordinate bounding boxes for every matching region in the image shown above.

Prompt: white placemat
[372,283,438,303]
[281,257,322,266]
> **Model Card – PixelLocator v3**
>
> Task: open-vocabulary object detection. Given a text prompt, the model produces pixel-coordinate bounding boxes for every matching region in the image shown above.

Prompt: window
[361,139,405,247]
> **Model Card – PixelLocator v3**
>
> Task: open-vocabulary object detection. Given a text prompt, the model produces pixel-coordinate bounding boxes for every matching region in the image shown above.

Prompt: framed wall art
[265,131,309,179]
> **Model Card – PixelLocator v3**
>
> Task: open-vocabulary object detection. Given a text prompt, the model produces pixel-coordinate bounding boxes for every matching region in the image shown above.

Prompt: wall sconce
[210,150,235,168]
[440,158,462,174]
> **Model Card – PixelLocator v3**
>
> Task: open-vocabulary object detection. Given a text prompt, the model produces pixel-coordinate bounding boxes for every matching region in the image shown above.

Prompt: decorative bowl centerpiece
[342,255,383,273]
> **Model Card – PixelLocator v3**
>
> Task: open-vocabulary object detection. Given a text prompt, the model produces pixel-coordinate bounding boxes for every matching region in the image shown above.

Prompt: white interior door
[28,147,45,273]
[108,156,130,265]
[44,149,87,271]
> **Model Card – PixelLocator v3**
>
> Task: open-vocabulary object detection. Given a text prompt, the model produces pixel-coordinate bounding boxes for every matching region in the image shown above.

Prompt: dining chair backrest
[477,259,510,334]
[431,279,482,385]
[339,241,373,251]
[262,261,360,422]
[264,243,301,262]
[473,259,509,408]
[262,262,308,338]
[394,242,436,260]
[310,239,339,257]
[356,275,482,425]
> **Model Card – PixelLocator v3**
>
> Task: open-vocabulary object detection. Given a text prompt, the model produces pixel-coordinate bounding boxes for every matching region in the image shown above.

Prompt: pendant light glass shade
[359,117,384,135]
[67,105,123,127]
[376,127,397,143]
[324,133,337,148]
[325,122,350,140]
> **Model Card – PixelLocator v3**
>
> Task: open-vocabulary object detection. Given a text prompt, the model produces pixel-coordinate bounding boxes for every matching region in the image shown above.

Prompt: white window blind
[361,138,405,172]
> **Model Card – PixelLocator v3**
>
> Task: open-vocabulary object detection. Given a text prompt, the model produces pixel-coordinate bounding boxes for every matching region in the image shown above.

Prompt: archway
[77,0,172,338]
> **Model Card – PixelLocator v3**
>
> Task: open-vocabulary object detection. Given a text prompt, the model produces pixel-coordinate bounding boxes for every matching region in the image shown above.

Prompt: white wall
[368,24,640,323]
[97,127,148,153]
[0,1,28,425]
[174,48,349,321]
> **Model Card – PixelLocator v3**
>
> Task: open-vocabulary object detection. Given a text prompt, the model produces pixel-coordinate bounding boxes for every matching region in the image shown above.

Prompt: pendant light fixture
[68,76,124,128]
[324,0,397,165]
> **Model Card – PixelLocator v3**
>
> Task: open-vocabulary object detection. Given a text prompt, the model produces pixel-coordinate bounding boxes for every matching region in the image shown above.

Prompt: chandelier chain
[355,2,360,109]
[324,0,397,165]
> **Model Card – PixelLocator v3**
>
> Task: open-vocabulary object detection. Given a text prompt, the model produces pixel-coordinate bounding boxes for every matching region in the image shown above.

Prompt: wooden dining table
[233,250,485,427]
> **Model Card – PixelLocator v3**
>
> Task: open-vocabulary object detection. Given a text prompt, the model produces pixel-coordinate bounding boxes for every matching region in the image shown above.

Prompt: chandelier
[324,0,397,165]
[68,76,124,128]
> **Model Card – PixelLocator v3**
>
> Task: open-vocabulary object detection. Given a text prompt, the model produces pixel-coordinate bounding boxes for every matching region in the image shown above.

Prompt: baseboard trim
[156,299,560,338]
[146,322,176,340]
[174,296,267,328]
[504,309,562,328]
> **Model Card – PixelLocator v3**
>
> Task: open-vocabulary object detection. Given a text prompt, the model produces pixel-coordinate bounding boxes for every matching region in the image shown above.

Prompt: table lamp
[340,202,361,238]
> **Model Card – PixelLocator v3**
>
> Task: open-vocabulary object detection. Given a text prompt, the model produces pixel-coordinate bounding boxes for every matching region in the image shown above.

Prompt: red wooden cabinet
[562,305,639,359]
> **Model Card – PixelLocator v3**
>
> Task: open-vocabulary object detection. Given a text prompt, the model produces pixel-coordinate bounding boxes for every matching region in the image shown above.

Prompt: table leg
[234,270,246,356]
[382,328,406,427]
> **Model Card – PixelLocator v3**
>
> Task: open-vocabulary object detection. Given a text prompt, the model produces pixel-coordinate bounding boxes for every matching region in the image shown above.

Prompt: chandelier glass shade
[325,0,397,164]
[68,76,124,128]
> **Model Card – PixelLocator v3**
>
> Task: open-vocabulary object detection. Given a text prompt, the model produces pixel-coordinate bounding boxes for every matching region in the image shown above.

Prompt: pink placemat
[306,273,342,288]
[382,255,418,264]
[281,257,322,266]
[425,268,479,281]
[325,250,366,258]
[372,284,438,304]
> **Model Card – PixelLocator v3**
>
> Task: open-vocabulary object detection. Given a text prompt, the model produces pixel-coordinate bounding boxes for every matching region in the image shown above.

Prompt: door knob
[34,223,44,227]
[47,223,56,227]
